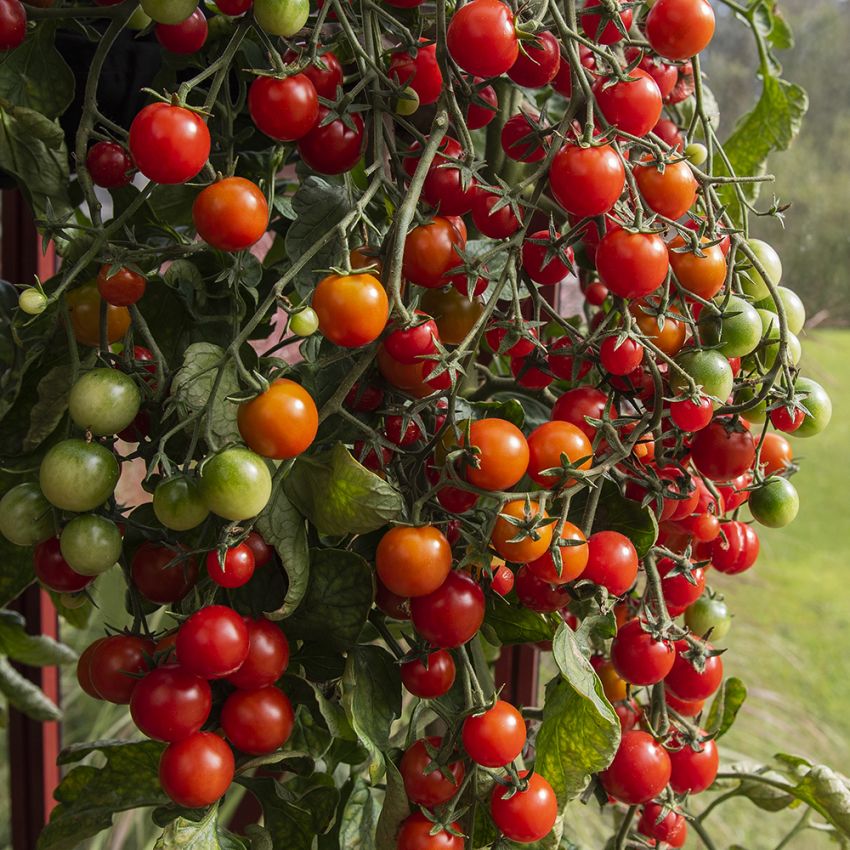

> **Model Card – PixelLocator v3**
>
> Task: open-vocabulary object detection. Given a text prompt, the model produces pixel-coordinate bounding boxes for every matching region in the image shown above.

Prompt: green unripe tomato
[756,309,801,369]
[200,448,272,521]
[59,592,89,609]
[153,476,209,531]
[698,295,762,357]
[685,596,732,641]
[69,368,141,437]
[39,439,120,513]
[253,0,309,36]
[289,307,319,337]
[59,514,122,576]
[685,143,707,166]
[755,285,806,336]
[19,289,47,315]
[0,482,54,546]
[736,384,767,424]
[670,349,734,404]
[395,86,420,116]
[749,477,799,528]
[739,238,782,301]
[127,6,153,28]
[140,0,198,24]
[794,377,831,438]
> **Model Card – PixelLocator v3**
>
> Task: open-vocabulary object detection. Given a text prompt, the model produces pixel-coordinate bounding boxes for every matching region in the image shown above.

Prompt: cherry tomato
[582,531,639,596]
[192,177,268,251]
[221,686,294,754]
[491,500,553,564]
[297,108,365,174]
[410,570,485,648]
[465,78,498,129]
[206,543,255,589]
[376,525,453,598]
[384,314,439,364]
[596,229,669,300]
[668,235,727,300]
[668,734,719,793]
[447,0,518,77]
[159,731,235,808]
[670,395,713,431]
[501,112,546,163]
[67,284,131,347]
[89,634,154,704]
[237,379,318,459]
[401,737,465,807]
[129,103,210,184]
[638,802,688,848]
[711,520,759,574]
[760,431,792,475]
[226,617,289,689]
[401,650,456,698]
[130,665,212,741]
[176,605,249,679]
[397,813,463,850]
[155,8,208,53]
[403,217,465,288]
[600,335,644,376]
[551,386,612,440]
[131,542,199,604]
[634,156,697,220]
[313,273,388,347]
[665,640,723,700]
[248,74,319,141]
[646,0,716,60]
[515,566,571,613]
[389,41,443,106]
[419,286,483,345]
[550,143,625,218]
[490,771,558,843]
[508,30,560,87]
[611,619,675,685]
[466,418,529,491]
[593,69,663,138]
[522,230,573,285]
[472,190,523,239]
[76,638,107,699]
[96,264,146,307]
[527,523,588,584]
[491,560,515,594]
[600,730,672,804]
[86,141,134,188]
[461,699,526,767]
[527,420,592,488]
[658,558,706,612]
[33,538,93,593]
[691,420,755,481]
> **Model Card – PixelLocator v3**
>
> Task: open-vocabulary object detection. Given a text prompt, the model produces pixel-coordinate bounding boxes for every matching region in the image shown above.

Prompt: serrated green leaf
[285,548,373,650]
[171,343,240,445]
[38,740,167,850]
[484,594,555,645]
[284,443,404,536]
[568,479,658,557]
[0,609,76,666]
[706,676,747,738]
[0,22,75,119]
[0,656,61,721]
[536,624,621,802]
[153,805,247,850]
[22,364,72,453]
[284,176,352,296]
[342,645,402,782]
[255,484,309,619]
[375,760,411,850]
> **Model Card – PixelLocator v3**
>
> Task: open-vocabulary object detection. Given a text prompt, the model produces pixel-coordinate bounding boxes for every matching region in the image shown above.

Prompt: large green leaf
[375,760,411,850]
[342,644,402,782]
[240,775,339,850]
[484,594,555,645]
[285,548,374,650]
[283,176,352,295]
[0,656,61,721]
[0,104,72,225]
[568,479,658,557]
[153,806,247,850]
[0,609,77,666]
[716,74,807,223]
[171,343,240,446]
[791,764,850,837]
[0,536,35,606]
[535,624,621,802]
[0,22,75,119]
[22,363,73,453]
[338,777,379,850]
[38,740,168,850]
[284,443,404,536]
[254,484,310,619]
[706,676,747,738]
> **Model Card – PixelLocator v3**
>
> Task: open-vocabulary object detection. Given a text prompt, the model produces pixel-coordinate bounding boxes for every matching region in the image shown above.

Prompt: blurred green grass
[2,331,848,850]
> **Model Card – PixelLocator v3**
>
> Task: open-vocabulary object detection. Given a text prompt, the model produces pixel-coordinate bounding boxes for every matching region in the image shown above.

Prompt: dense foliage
[0,0,846,848]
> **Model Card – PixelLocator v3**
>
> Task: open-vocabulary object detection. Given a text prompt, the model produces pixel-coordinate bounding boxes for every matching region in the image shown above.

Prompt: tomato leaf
[22,363,74,453]
[171,343,240,446]
[715,74,807,224]
[568,479,658,557]
[0,656,61,721]
[456,396,527,429]
[375,760,411,850]
[285,548,374,651]
[0,22,75,120]
[484,594,556,645]
[342,644,402,782]
[536,623,621,802]
[37,740,168,850]
[284,176,352,296]
[0,609,76,666]
[240,774,340,850]
[255,484,310,620]
[284,443,404,536]
[153,805,247,850]
[789,764,850,837]
[706,676,747,738]
[337,777,379,850]
[0,536,35,607]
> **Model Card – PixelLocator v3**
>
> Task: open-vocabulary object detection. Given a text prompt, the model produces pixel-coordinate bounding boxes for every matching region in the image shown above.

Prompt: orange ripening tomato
[491,500,553,563]
[419,287,484,345]
[760,431,793,475]
[631,302,688,356]
[402,217,466,288]
[376,525,453,597]
[526,521,588,584]
[668,234,727,300]
[67,283,131,347]
[313,273,388,347]
[634,156,698,220]
[466,418,529,491]
[237,379,319,459]
[527,421,592,488]
[376,346,432,397]
[192,177,269,251]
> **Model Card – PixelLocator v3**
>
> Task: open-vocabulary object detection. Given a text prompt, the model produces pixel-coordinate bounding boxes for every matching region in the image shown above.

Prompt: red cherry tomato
[401,650,456,698]
[593,69,663,138]
[447,0,518,78]
[155,8,208,53]
[580,0,633,44]
[611,618,675,685]
[248,74,319,141]
[86,141,134,188]
[221,685,294,754]
[89,634,154,704]
[490,771,558,843]
[582,531,639,596]
[206,543,255,588]
[159,732,235,808]
[401,737,465,807]
[176,605,249,679]
[410,570,485,648]
[130,665,212,741]
[550,143,625,218]
[129,103,211,184]
[297,108,365,175]
[226,617,289,689]
[600,730,672,804]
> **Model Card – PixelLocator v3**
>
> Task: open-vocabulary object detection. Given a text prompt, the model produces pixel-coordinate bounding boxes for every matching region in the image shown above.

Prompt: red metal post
[495,645,540,706]
[2,189,61,850]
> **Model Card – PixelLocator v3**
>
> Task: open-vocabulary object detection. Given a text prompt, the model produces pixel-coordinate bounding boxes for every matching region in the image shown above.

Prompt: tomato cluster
[0,0,831,845]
